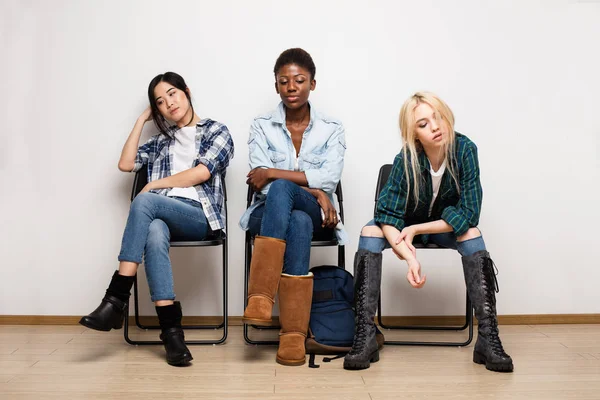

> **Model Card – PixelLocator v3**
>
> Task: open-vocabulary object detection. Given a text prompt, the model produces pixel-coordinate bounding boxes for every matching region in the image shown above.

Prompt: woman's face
[153,81,191,124]
[413,102,448,149]
[275,64,315,110]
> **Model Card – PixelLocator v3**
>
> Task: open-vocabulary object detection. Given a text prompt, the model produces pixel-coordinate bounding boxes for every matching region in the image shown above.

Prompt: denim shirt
[238,101,348,244]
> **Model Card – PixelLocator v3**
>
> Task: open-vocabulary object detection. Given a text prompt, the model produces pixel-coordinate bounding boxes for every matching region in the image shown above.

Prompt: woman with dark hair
[239,48,347,366]
[80,72,234,366]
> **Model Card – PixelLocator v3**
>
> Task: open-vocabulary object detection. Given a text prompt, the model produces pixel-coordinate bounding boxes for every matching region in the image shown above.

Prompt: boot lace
[349,256,370,355]
[482,256,507,357]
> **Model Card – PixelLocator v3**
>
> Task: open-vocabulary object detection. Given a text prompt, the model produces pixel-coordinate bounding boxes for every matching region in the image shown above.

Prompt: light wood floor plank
[0,324,598,399]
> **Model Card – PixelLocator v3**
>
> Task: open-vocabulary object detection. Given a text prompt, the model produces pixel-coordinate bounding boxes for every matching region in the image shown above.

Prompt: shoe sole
[78,318,121,332]
[167,354,193,366]
[242,317,273,326]
[473,351,514,372]
[343,350,380,370]
[276,356,305,366]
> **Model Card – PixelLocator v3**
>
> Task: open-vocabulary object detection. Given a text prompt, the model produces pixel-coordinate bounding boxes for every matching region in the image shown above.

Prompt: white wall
[1,0,599,317]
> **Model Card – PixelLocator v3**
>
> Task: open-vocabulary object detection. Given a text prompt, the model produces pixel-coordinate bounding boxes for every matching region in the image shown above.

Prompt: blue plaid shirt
[133,119,234,233]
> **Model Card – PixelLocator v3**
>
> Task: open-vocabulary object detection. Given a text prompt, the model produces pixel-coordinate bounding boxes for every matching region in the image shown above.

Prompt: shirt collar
[272,100,316,131]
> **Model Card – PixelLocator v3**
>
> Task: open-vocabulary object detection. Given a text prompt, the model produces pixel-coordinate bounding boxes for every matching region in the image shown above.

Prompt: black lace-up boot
[344,250,382,370]
[462,250,513,372]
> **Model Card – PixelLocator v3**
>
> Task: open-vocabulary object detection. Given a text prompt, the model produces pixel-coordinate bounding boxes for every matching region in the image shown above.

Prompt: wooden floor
[0,324,599,399]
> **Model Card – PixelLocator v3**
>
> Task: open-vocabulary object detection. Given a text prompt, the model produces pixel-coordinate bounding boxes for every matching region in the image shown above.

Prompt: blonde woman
[343,92,513,373]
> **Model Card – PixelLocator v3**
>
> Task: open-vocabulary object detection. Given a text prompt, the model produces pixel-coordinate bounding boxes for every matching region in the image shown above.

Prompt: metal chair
[374,164,473,346]
[123,165,228,345]
[243,182,346,345]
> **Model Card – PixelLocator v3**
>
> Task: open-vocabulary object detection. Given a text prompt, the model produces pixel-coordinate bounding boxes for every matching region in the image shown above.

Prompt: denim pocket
[303,154,324,169]
[268,150,287,168]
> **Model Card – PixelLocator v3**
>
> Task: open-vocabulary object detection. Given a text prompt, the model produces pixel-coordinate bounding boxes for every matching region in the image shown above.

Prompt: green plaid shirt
[375,133,482,242]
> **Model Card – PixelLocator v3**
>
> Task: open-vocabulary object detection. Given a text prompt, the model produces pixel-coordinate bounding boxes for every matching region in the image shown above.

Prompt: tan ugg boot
[242,236,286,326]
[276,273,313,366]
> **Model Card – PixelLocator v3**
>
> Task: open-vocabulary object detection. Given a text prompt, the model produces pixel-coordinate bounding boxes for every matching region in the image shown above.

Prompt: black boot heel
[473,350,486,365]
[370,350,380,363]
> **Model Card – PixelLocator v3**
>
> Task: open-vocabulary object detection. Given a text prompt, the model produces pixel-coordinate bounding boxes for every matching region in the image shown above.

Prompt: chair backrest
[374,164,393,214]
[246,182,344,224]
[131,165,149,202]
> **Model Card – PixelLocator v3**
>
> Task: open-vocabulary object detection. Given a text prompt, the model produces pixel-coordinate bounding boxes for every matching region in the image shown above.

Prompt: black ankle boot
[344,250,383,370]
[462,251,513,372]
[79,271,134,331]
[156,302,193,366]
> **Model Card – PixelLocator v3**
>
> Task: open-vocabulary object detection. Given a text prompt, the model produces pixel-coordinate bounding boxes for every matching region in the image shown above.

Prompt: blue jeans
[248,179,333,275]
[358,219,486,256]
[118,193,210,301]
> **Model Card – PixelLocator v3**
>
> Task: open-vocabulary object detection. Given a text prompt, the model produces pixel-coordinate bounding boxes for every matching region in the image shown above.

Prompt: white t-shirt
[428,159,447,216]
[167,126,200,202]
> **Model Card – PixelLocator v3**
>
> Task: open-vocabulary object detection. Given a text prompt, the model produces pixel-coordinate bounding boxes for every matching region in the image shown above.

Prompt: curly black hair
[273,48,316,80]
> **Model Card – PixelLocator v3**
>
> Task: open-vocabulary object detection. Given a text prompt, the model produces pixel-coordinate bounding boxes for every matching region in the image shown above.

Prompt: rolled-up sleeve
[374,153,408,231]
[441,145,483,235]
[304,124,346,194]
[248,120,274,171]
[247,120,276,195]
[196,125,234,176]
[132,136,158,173]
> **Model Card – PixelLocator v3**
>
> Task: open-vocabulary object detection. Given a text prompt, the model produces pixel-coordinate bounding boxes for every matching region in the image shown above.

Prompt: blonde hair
[399,92,460,208]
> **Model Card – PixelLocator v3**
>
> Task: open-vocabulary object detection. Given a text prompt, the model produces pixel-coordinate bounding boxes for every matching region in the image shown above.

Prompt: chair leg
[380,293,474,347]
[338,245,346,269]
[124,241,228,346]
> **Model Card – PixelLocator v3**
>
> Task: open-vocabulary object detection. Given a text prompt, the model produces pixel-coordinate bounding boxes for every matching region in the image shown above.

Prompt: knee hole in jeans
[361,225,384,238]
[457,227,481,242]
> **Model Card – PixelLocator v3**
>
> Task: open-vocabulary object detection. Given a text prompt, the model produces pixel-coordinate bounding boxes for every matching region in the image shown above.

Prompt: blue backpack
[306,265,355,357]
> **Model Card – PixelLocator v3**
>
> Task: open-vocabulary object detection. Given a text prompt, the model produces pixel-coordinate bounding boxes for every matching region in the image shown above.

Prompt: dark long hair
[147,72,193,135]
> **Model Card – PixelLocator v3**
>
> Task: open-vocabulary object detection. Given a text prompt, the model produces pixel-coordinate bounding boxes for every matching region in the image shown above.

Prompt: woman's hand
[139,181,156,194]
[138,106,152,123]
[406,258,426,288]
[246,168,271,192]
[395,226,417,257]
[315,190,338,228]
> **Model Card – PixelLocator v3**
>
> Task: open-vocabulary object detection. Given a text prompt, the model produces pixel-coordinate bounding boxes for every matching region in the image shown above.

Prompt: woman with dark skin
[239,48,347,366]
